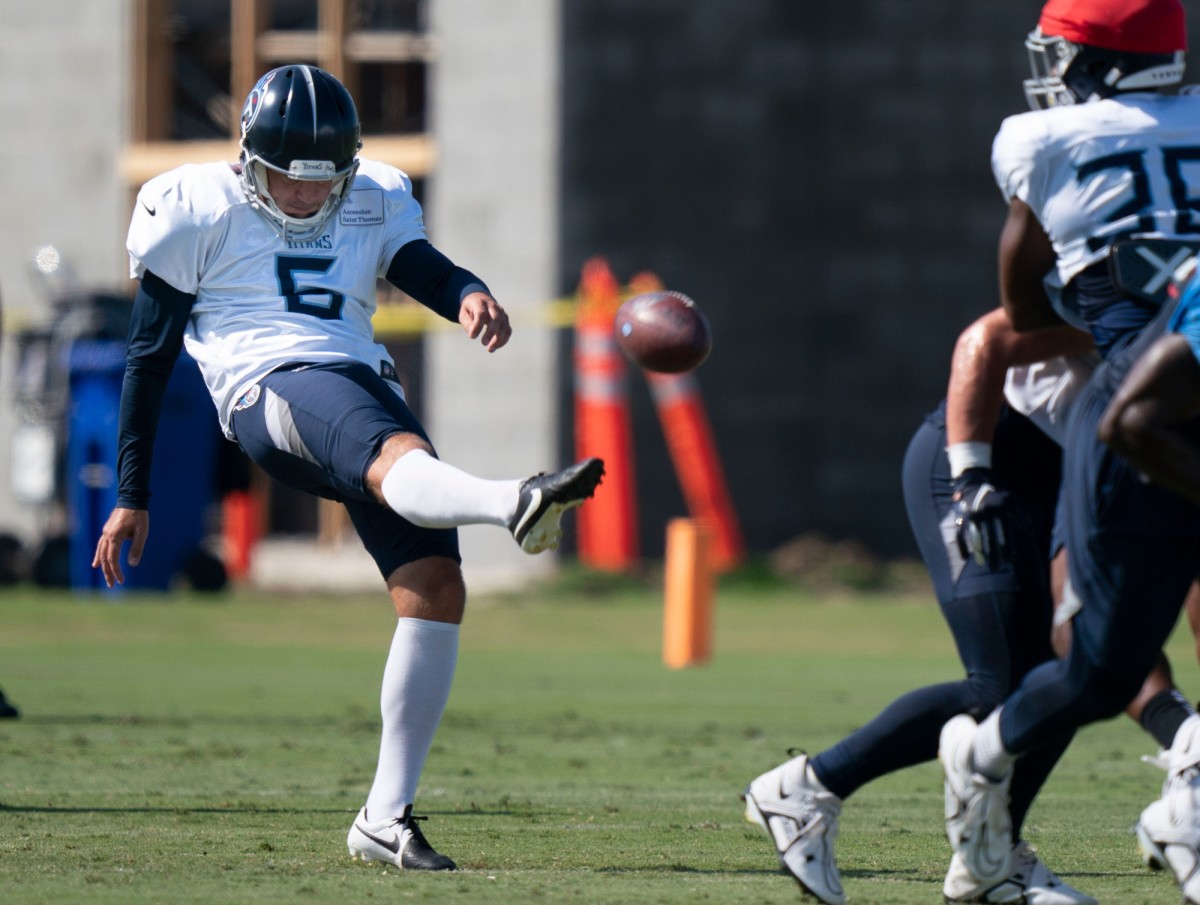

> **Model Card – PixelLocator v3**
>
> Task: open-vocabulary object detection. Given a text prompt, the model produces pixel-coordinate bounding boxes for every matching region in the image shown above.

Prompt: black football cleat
[509,457,605,553]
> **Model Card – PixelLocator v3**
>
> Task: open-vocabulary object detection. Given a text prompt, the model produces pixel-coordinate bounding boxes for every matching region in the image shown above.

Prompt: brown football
[613,291,712,373]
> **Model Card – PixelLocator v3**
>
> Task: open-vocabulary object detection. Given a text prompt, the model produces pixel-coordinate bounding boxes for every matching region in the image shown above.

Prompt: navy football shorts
[1062,378,1200,671]
[230,360,461,578]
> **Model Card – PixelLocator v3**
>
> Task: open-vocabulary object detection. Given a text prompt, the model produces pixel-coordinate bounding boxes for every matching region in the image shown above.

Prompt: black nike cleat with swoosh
[509,457,605,554]
[347,805,456,871]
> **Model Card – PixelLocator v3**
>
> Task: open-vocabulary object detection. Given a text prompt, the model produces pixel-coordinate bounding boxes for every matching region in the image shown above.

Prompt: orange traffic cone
[574,257,639,570]
[647,371,744,572]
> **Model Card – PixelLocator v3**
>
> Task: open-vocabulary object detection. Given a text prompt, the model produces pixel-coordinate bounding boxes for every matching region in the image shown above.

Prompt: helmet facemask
[1023,26,1186,111]
[241,153,359,241]
[1023,28,1080,109]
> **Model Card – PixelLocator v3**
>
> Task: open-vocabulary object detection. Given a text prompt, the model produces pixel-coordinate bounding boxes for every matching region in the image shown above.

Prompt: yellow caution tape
[372,296,602,338]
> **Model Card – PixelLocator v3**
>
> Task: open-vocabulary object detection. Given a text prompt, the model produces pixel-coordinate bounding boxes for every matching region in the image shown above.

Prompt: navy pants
[999,374,1200,753]
[811,403,1071,838]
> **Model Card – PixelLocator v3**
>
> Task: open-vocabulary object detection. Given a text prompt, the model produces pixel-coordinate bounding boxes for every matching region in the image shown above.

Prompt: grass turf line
[0,582,1194,904]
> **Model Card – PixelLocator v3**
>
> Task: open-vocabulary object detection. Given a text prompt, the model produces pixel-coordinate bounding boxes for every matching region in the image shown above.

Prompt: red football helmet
[1024,0,1187,109]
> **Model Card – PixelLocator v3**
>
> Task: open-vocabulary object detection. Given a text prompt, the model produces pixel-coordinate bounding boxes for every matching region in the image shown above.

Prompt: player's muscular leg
[386,556,466,624]
[366,432,435,505]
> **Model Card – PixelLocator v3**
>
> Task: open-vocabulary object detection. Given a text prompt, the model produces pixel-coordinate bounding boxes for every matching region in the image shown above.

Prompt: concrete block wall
[0,1,130,544]
[427,0,563,587]
[557,0,1195,557]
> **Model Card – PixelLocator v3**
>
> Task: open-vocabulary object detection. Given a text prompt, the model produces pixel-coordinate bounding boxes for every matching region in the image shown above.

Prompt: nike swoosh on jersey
[141,200,157,216]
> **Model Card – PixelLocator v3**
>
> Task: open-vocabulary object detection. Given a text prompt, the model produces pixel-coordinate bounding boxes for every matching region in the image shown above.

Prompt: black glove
[951,468,1011,570]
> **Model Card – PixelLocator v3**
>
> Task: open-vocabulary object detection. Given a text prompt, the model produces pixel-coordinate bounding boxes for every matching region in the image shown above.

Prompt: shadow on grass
[13,713,377,729]
[0,803,349,815]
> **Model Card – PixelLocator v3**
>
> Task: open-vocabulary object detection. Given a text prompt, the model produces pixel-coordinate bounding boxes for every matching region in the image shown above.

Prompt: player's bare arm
[998,198,1063,332]
[1099,333,1200,505]
[946,307,1092,446]
[459,290,511,352]
[92,507,150,588]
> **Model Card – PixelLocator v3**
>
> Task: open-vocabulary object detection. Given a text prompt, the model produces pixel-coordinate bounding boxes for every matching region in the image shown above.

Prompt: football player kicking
[91,65,604,871]
[934,1,1200,903]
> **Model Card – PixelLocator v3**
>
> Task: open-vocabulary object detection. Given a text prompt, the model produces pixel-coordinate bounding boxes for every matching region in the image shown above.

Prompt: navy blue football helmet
[239,65,362,236]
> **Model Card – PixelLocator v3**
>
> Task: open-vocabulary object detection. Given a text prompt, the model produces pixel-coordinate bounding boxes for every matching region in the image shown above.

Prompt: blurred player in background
[1102,265,1200,894]
[955,310,1197,731]
[743,309,1099,905]
[0,687,18,719]
[91,64,603,871]
[936,1,1200,900]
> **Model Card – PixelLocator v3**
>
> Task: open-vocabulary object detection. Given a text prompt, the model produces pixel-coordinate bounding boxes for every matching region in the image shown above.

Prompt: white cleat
[1137,790,1200,903]
[1136,716,1200,903]
[346,805,456,871]
[944,840,1097,904]
[743,753,845,905]
[939,715,1013,886]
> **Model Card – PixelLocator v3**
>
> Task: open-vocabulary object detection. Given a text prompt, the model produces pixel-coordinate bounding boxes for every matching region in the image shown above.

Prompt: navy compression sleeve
[115,271,195,508]
[385,239,490,322]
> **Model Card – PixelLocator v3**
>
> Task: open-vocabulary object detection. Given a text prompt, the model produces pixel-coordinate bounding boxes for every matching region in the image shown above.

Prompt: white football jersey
[1002,353,1099,448]
[127,159,427,437]
[992,93,1200,324]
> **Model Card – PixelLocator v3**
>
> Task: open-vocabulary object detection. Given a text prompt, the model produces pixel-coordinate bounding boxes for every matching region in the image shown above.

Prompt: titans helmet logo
[240,71,276,136]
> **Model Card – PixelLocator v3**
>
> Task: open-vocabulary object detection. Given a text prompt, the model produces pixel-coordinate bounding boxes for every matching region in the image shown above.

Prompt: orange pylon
[663,518,714,668]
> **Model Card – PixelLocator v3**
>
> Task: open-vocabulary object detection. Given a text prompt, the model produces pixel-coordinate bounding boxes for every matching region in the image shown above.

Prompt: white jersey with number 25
[992,92,1200,320]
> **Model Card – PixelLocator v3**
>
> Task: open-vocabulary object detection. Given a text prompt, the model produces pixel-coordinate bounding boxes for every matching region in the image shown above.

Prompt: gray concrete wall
[0,1,130,544]
[557,0,1149,558]
[426,0,563,588]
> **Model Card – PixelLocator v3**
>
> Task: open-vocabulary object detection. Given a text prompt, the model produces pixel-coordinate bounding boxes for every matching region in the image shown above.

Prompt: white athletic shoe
[944,840,1097,904]
[1136,717,1200,903]
[939,715,1013,886]
[1136,783,1200,903]
[743,753,845,905]
[347,805,456,871]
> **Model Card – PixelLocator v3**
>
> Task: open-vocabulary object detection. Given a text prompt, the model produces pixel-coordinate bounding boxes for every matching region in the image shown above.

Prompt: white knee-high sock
[364,617,459,819]
[380,449,520,528]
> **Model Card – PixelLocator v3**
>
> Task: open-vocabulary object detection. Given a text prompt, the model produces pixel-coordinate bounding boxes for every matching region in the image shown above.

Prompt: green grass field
[1,569,1196,904]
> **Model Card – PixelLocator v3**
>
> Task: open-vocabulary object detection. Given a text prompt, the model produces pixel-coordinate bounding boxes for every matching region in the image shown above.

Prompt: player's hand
[951,468,1010,570]
[92,507,149,588]
[459,291,512,352]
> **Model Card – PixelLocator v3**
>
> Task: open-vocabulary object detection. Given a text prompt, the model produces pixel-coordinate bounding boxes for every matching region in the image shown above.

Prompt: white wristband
[947,442,992,479]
